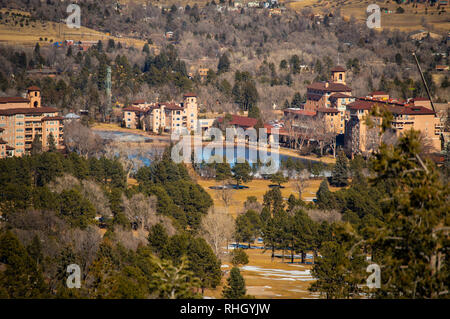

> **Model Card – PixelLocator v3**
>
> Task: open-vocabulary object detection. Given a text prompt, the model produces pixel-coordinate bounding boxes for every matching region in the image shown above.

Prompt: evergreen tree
[291,92,303,108]
[217,53,230,74]
[330,151,349,187]
[232,161,252,188]
[270,172,288,187]
[231,248,249,266]
[31,134,42,155]
[152,256,200,299]
[316,180,336,209]
[47,132,56,152]
[222,267,246,299]
[368,130,449,298]
[0,231,48,298]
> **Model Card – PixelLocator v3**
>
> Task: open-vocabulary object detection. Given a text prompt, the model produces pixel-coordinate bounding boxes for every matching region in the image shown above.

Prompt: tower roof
[27,86,41,91]
[331,66,346,72]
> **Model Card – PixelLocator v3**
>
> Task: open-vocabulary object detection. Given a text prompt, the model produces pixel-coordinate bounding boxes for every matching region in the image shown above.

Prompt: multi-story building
[0,87,64,158]
[345,96,442,155]
[304,67,354,135]
[122,93,198,133]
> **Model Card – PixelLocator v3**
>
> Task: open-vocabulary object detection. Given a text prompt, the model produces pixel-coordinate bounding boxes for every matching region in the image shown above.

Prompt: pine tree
[217,53,230,74]
[222,267,246,299]
[330,151,349,187]
[316,180,336,209]
[291,92,303,108]
[368,130,449,298]
[143,43,150,54]
[31,134,42,155]
[47,132,56,152]
[232,162,252,189]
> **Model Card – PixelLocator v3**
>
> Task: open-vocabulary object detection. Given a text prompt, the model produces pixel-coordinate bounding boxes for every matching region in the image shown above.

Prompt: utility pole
[412,52,436,114]
[105,66,112,122]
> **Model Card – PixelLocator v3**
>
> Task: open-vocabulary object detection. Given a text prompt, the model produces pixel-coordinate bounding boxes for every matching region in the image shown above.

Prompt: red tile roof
[161,103,184,111]
[348,99,435,115]
[27,86,41,91]
[0,97,30,103]
[183,93,197,98]
[218,114,258,128]
[283,109,316,116]
[0,107,58,115]
[317,108,340,113]
[264,124,288,135]
[307,82,352,92]
[329,93,352,99]
[348,100,374,110]
[123,106,145,113]
[331,66,346,72]
[132,99,146,104]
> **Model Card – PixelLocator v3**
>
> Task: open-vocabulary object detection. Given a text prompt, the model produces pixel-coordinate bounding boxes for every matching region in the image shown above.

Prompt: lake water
[95,130,330,176]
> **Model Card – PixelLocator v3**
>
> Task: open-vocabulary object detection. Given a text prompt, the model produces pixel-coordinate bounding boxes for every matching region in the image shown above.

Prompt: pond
[95,130,331,177]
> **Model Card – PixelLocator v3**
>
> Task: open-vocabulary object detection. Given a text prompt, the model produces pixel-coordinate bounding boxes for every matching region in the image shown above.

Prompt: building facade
[122,93,198,133]
[345,96,442,155]
[0,87,64,158]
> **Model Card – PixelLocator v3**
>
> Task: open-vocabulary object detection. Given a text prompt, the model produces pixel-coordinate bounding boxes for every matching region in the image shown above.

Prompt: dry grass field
[284,0,450,32]
[204,248,319,299]
[197,178,341,218]
[0,8,146,47]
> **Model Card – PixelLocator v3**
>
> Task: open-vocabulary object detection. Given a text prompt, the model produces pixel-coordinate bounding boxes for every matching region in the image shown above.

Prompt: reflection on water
[95,130,330,176]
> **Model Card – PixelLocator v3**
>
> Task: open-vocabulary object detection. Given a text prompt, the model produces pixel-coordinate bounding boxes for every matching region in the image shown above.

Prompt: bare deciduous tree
[64,121,103,158]
[293,169,310,199]
[307,209,342,224]
[215,181,234,211]
[200,208,234,257]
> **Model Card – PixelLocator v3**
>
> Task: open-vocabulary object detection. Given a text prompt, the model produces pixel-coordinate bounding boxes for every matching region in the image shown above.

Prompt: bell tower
[331,66,346,85]
[27,86,41,108]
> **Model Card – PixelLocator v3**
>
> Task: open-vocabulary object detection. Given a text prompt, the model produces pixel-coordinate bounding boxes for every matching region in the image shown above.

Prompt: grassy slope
[0,9,146,47]
[283,0,450,32]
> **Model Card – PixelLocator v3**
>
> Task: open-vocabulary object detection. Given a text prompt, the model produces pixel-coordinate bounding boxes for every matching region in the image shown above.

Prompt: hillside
[0,8,147,48]
[283,0,450,32]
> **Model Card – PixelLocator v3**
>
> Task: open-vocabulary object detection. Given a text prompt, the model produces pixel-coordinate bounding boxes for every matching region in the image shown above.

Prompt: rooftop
[283,108,316,116]
[331,66,346,72]
[218,114,258,128]
[307,82,352,92]
[0,97,30,103]
[348,98,436,115]
[0,107,59,116]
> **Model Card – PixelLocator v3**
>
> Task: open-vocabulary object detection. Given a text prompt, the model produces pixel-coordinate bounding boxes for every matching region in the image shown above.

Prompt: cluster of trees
[135,149,213,231]
[311,128,449,298]
[0,144,226,298]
